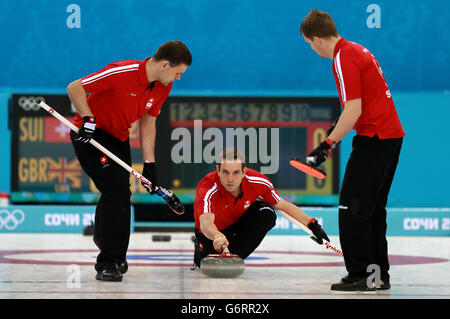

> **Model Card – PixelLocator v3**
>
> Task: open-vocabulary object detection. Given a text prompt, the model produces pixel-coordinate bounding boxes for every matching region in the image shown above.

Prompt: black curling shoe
[331,275,376,292]
[95,263,122,282]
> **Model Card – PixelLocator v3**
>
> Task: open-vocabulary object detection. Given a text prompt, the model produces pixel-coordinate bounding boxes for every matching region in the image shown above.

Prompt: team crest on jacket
[146,98,154,109]
[244,200,251,209]
[100,156,109,168]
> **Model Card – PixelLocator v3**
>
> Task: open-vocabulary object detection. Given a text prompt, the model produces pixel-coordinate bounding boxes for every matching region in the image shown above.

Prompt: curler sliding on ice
[35,98,184,215]
[192,148,336,271]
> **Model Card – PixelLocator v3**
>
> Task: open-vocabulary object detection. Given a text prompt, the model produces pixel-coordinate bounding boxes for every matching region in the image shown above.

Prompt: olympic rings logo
[17,96,45,111]
[0,209,25,230]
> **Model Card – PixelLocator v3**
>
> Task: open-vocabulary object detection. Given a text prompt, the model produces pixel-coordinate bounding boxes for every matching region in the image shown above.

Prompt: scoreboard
[167,97,340,199]
[10,94,150,204]
[10,94,340,205]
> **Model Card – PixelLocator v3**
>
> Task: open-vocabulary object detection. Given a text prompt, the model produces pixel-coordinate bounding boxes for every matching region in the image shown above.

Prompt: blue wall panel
[0,0,448,92]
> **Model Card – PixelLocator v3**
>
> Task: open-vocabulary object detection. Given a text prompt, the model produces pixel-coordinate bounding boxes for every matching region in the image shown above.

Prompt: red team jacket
[194,168,281,232]
[73,57,172,141]
[332,38,405,139]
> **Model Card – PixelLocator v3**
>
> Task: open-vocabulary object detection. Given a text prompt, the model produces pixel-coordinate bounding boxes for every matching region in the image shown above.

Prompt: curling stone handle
[221,246,231,256]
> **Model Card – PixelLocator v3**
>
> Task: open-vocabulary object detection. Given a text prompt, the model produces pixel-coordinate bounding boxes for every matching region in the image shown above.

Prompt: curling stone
[152,234,171,242]
[200,248,245,278]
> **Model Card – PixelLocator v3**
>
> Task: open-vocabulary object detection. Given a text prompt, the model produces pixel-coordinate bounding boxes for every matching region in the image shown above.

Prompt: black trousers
[339,135,403,279]
[71,129,132,271]
[194,200,277,267]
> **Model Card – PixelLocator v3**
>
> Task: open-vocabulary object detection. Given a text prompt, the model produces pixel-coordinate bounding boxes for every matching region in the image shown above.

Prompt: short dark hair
[217,148,246,171]
[300,9,339,40]
[153,40,192,67]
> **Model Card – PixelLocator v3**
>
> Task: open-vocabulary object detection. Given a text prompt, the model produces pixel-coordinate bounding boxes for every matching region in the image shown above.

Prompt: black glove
[306,140,333,166]
[142,162,158,194]
[141,162,185,214]
[307,218,330,245]
[74,116,96,143]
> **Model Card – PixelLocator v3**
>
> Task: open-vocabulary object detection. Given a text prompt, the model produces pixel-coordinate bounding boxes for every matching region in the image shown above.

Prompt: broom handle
[34,99,155,188]
[277,208,343,257]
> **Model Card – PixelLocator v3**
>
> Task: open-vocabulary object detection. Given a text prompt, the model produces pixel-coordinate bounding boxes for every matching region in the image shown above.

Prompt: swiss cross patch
[100,156,109,168]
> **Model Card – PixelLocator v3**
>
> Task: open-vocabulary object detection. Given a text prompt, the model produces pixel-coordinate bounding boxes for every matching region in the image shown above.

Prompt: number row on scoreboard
[170,102,333,122]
